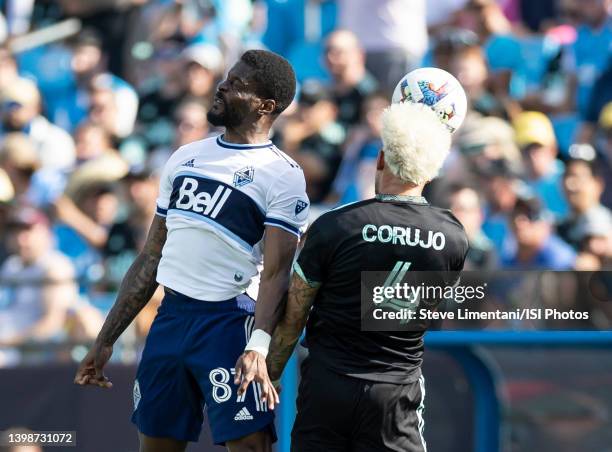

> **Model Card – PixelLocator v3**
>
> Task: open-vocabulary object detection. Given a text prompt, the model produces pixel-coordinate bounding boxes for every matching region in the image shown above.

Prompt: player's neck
[223,127,271,145]
[377,179,424,198]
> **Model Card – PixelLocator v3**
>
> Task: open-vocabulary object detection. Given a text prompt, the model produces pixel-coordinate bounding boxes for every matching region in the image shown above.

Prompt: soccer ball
[391,67,467,134]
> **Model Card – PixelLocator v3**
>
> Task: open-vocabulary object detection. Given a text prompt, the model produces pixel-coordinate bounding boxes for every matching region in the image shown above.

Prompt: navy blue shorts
[131,288,276,445]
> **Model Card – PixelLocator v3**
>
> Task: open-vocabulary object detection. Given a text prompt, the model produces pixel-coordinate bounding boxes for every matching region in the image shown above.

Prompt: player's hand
[74,343,113,388]
[234,350,280,410]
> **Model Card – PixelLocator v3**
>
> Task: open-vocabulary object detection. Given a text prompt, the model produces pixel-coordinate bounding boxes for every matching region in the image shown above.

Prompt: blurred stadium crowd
[0,0,611,365]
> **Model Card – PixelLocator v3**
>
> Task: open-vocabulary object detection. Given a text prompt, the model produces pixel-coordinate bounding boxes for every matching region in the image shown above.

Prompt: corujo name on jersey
[362,224,446,250]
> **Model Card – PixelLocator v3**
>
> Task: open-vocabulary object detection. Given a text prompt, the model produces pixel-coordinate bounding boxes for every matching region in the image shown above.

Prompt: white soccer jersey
[155,135,309,301]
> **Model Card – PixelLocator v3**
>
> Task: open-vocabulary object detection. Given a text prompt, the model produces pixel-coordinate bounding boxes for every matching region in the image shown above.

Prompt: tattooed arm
[234,270,318,409]
[74,215,167,388]
[267,272,319,381]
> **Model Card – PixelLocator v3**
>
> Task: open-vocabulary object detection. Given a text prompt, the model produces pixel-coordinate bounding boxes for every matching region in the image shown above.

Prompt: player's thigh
[132,308,205,442]
[138,432,187,452]
[188,307,275,445]
[291,358,357,452]
[351,376,426,452]
[226,429,272,452]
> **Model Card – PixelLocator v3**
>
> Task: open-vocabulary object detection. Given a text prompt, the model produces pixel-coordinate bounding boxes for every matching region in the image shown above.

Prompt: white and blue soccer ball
[391,67,467,134]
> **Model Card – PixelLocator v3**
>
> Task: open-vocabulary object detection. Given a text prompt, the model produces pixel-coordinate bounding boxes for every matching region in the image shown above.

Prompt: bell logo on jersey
[176,177,232,218]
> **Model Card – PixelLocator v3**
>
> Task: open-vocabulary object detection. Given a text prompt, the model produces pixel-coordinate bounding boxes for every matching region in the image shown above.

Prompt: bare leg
[139,432,188,452]
[226,429,272,452]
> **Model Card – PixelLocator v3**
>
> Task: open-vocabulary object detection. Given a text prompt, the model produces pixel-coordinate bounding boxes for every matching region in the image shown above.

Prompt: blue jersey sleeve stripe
[264,217,300,235]
[156,205,168,217]
[264,222,300,237]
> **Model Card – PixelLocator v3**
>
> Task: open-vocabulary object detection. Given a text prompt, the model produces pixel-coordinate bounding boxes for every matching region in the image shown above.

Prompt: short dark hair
[512,195,550,222]
[240,50,296,114]
[433,27,479,56]
[565,157,605,180]
[70,28,102,49]
[446,182,478,196]
[441,182,482,209]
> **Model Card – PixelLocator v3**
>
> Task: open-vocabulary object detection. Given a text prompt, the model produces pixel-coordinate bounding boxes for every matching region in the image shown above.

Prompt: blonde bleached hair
[381,102,452,185]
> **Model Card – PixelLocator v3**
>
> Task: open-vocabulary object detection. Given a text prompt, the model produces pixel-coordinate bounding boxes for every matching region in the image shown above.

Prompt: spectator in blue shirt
[513,111,569,219]
[503,195,576,270]
[577,55,612,144]
[562,0,612,117]
[558,157,612,249]
[329,92,388,204]
[46,29,139,136]
[448,183,499,270]
[480,160,523,259]
[263,0,337,81]
[454,0,523,99]
[595,102,612,208]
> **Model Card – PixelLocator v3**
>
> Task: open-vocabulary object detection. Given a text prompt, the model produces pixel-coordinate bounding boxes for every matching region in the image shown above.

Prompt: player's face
[207,61,261,128]
[563,162,603,211]
[511,212,549,247]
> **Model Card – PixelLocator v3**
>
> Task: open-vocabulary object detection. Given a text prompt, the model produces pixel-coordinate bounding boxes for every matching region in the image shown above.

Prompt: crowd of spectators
[0,0,611,364]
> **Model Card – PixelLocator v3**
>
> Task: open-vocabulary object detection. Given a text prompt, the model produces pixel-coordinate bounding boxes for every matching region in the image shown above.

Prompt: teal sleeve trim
[292,262,321,288]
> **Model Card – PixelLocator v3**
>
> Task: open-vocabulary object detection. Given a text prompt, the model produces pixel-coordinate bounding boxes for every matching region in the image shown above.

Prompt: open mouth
[213,93,224,106]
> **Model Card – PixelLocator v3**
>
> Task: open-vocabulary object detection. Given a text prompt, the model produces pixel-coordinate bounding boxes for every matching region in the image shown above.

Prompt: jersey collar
[216,134,273,150]
[375,194,428,204]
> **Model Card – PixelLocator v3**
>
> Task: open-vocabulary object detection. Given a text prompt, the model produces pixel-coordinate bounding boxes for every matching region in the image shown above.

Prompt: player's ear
[376,150,385,171]
[258,99,276,116]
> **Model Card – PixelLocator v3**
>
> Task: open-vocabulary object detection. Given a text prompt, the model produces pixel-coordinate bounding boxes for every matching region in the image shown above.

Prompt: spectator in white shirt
[0,78,75,171]
[0,208,77,346]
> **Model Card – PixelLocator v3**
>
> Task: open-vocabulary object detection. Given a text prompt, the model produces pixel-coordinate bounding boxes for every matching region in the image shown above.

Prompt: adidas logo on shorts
[234,407,254,421]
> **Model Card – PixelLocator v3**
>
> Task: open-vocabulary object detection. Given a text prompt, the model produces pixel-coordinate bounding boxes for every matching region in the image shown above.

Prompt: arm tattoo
[267,275,318,380]
[97,216,167,346]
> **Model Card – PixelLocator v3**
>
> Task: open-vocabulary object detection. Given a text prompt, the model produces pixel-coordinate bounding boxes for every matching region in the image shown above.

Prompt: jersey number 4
[380,261,420,323]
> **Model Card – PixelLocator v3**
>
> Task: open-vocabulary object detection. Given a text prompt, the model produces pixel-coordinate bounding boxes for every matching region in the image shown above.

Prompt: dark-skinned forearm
[267,276,318,380]
[253,227,299,334]
[96,216,166,347]
[254,272,290,334]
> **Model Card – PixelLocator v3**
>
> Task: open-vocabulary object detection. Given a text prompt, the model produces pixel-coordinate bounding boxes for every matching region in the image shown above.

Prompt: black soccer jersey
[296,194,469,384]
